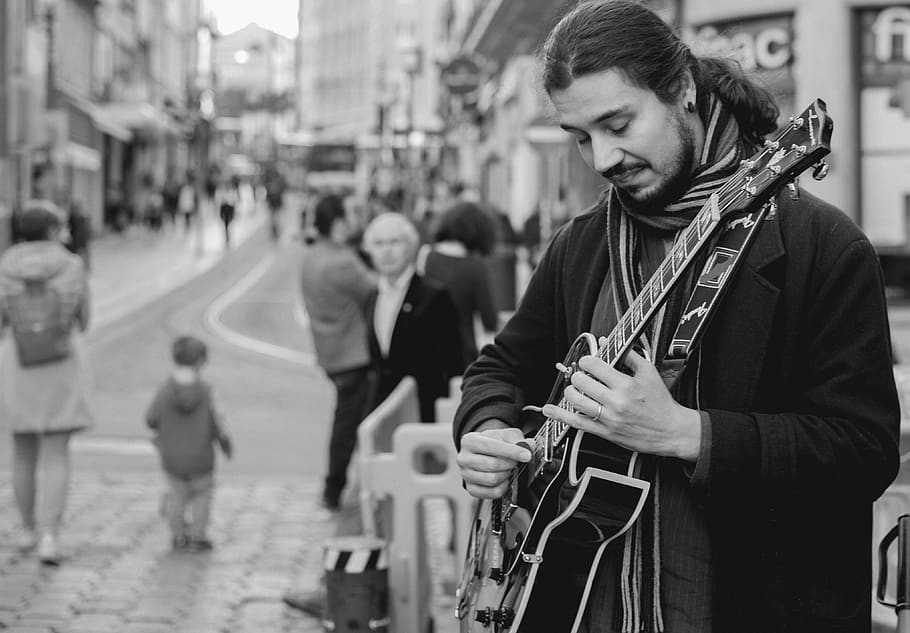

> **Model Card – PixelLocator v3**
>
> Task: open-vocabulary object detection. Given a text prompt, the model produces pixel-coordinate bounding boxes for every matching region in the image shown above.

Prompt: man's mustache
[602,163,645,180]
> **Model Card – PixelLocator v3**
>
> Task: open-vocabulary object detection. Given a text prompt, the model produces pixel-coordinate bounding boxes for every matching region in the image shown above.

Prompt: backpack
[4,278,73,367]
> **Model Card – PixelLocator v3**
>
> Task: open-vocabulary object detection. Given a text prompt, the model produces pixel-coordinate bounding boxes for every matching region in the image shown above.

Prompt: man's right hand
[456,421,533,499]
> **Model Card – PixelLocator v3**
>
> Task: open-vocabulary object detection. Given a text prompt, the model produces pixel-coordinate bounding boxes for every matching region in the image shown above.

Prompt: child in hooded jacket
[146,335,232,551]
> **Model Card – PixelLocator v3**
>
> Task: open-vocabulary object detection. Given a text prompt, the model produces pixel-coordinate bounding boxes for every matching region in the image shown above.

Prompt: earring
[686,101,696,113]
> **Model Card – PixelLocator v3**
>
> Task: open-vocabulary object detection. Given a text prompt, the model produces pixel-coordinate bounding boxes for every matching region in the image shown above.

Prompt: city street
[0,206,459,633]
[1,0,908,631]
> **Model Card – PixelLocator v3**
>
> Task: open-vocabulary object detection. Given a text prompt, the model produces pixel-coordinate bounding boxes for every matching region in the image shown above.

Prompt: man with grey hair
[363,212,464,422]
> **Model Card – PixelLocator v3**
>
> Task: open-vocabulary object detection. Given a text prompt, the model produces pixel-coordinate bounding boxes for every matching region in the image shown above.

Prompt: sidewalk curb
[89,216,266,333]
[203,251,317,366]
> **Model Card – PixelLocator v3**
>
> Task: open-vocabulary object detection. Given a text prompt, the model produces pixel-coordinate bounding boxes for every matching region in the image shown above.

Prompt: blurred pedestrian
[263,165,286,242]
[64,199,91,272]
[218,175,240,248]
[0,199,94,565]
[364,212,464,423]
[138,172,163,232]
[299,193,377,511]
[177,170,198,235]
[204,166,219,205]
[145,335,232,552]
[105,182,128,232]
[418,201,499,368]
[161,170,181,227]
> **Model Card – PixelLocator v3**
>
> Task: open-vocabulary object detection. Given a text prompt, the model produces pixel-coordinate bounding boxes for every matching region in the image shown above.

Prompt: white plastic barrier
[357,376,474,633]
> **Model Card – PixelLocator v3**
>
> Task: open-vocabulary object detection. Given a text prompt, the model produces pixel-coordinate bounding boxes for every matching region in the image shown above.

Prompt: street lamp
[36,0,59,111]
[395,35,422,215]
[396,35,422,136]
[34,0,61,203]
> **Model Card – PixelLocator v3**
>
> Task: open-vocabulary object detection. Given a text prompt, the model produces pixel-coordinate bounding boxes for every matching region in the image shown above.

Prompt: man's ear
[680,69,697,109]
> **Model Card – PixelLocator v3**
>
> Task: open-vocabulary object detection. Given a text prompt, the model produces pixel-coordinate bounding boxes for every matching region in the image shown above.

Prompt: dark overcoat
[368,274,464,422]
[454,191,901,633]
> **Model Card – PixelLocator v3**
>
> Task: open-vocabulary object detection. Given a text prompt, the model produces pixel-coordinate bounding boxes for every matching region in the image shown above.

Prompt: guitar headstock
[724,99,833,210]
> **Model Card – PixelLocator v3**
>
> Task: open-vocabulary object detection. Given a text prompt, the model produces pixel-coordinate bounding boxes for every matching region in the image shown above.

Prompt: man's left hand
[542,349,701,461]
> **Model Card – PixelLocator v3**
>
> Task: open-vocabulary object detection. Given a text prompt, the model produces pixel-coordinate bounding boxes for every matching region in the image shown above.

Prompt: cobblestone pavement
[0,474,460,633]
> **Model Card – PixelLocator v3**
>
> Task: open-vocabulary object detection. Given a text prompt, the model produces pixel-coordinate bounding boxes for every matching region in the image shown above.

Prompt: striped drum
[323,535,389,632]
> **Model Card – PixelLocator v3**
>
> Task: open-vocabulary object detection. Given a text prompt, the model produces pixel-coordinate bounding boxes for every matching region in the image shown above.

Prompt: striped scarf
[605,95,745,632]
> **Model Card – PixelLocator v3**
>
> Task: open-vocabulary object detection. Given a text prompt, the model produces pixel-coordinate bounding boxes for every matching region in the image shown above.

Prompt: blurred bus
[275,136,357,192]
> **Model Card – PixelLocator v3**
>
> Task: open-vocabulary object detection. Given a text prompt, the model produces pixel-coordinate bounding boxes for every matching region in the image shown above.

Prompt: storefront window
[858,6,910,248]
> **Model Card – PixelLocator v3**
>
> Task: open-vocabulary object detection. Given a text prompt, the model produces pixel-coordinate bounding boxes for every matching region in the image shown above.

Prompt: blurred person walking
[161,170,182,227]
[364,213,464,423]
[418,201,499,368]
[218,175,240,248]
[177,171,198,236]
[299,193,377,511]
[263,165,286,242]
[0,200,94,565]
[145,335,233,552]
[63,200,91,272]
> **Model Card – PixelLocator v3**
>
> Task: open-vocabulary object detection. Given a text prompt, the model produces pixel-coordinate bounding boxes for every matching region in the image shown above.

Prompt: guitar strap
[665,198,776,361]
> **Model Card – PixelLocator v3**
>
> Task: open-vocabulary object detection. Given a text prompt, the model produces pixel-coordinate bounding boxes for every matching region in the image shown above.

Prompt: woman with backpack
[0,200,94,565]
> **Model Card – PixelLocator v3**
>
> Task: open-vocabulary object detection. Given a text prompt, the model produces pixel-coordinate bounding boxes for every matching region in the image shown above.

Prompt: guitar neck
[601,192,723,367]
[527,192,728,460]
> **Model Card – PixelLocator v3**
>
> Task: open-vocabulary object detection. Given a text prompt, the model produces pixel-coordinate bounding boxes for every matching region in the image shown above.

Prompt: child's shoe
[37,533,60,566]
[15,527,38,552]
[187,537,214,552]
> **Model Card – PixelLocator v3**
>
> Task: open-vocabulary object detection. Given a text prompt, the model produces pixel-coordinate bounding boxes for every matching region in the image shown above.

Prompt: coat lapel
[388,275,422,359]
[698,203,785,409]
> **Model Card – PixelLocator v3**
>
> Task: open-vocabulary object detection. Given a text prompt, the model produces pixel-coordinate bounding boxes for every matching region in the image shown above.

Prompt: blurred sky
[206,0,299,39]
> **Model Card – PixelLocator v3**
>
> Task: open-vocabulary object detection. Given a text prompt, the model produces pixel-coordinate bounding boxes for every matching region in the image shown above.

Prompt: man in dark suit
[363,212,464,422]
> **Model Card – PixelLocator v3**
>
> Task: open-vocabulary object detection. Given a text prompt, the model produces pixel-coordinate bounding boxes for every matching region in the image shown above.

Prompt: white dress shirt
[374,266,415,358]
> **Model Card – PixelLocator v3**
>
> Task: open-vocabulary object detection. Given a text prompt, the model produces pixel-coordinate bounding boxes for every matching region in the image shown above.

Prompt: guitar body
[457,334,651,632]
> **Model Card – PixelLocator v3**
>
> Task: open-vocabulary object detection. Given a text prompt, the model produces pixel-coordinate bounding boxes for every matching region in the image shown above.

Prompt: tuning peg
[812,160,829,181]
[787,180,800,200]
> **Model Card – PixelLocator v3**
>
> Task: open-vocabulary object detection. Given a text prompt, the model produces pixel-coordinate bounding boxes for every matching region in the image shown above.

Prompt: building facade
[295,0,458,202]
[0,0,206,250]
[212,23,296,166]
[455,0,910,265]
[685,0,910,253]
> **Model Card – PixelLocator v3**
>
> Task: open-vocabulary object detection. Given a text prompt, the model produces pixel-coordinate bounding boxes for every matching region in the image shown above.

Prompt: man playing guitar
[454,2,900,632]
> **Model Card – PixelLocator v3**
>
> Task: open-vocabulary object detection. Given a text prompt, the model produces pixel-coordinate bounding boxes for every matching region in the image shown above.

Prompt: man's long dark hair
[540,0,780,144]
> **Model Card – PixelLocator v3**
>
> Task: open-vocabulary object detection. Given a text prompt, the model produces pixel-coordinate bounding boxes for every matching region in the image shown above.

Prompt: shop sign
[689,14,795,122]
[859,6,910,88]
[690,14,794,76]
[690,14,796,123]
[692,15,793,72]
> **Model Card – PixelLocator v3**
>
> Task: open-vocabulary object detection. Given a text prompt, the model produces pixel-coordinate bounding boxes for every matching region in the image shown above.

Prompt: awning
[92,113,133,143]
[92,103,182,138]
[63,142,101,171]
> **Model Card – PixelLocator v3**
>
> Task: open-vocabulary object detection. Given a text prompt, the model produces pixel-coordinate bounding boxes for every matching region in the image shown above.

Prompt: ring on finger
[594,403,603,422]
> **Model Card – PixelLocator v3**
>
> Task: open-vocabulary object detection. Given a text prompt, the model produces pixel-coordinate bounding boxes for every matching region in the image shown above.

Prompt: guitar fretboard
[527,184,748,469]
[602,193,721,367]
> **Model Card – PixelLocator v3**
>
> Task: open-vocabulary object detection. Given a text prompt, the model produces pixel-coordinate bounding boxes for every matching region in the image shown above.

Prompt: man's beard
[613,110,696,213]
